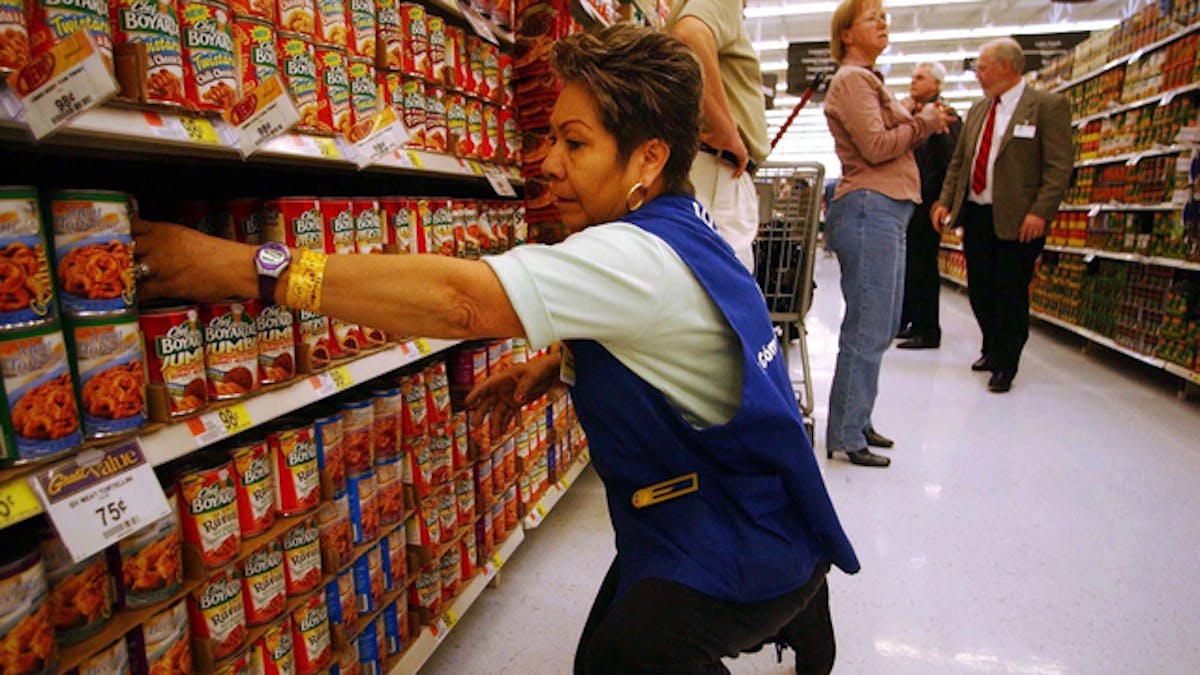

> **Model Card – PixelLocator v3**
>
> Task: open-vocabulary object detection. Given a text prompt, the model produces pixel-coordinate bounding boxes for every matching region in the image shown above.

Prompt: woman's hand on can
[133,219,256,303]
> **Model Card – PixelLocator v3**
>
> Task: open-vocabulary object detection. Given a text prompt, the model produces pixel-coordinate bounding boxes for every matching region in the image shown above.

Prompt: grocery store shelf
[1059,202,1185,212]
[938,272,967,288]
[1043,244,1200,271]
[427,0,514,44]
[1165,362,1200,385]
[392,526,526,674]
[1030,309,1169,370]
[1053,22,1200,94]
[940,242,963,252]
[523,451,591,530]
[1075,144,1192,168]
[1072,81,1200,128]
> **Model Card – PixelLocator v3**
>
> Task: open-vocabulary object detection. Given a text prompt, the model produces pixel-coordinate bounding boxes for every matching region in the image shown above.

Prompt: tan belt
[631,473,698,509]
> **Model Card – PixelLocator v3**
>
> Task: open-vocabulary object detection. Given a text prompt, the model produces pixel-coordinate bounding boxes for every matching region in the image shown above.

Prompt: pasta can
[138,304,206,418]
[112,486,182,609]
[316,490,352,570]
[347,57,378,127]
[351,545,383,614]
[408,563,439,616]
[188,567,246,663]
[200,300,259,400]
[177,200,213,235]
[398,371,427,437]
[437,486,456,542]
[0,0,29,75]
[229,0,273,21]
[252,617,294,675]
[384,600,406,654]
[127,599,191,674]
[377,197,413,254]
[313,410,345,496]
[423,83,447,152]
[0,187,55,330]
[427,14,445,83]
[277,33,323,134]
[394,76,425,149]
[72,637,129,675]
[262,196,321,251]
[498,52,511,106]
[459,527,476,580]
[315,0,347,47]
[379,528,405,590]
[428,424,451,487]
[39,528,114,645]
[240,539,286,626]
[455,472,474,528]
[402,433,431,498]
[256,303,295,385]
[316,44,351,137]
[446,92,467,157]
[465,97,485,159]
[0,545,54,675]
[375,0,401,71]
[231,16,278,95]
[281,517,322,596]
[229,438,275,537]
[176,458,241,569]
[483,42,499,102]
[465,36,485,98]
[26,0,113,74]
[290,594,331,674]
[398,2,426,79]
[449,25,469,92]
[370,386,401,462]
[481,103,500,162]
[425,198,453,256]
[332,648,360,675]
[269,421,321,515]
[210,649,250,675]
[0,324,81,464]
[215,198,263,244]
[338,396,373,476]
[48,190,134,316]
[64,314,145,440]
[180,0,239,112]
[374,455,402,526]
[346,0,374,60]
[323,567,355,632]
[404,492,437,547]
[346,468,378,544]
[351,197,383,254]
[425,361,450,424]
[110,0,186,106]
[501,105,518,165]
[276,0,314,35]
[439,544,460,603]
[451,410,468,469]
[319,197,359,356]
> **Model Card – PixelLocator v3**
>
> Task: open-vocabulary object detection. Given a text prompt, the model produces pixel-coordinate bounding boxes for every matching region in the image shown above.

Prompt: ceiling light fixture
[752,19,1119,55]
[744,0,982,20]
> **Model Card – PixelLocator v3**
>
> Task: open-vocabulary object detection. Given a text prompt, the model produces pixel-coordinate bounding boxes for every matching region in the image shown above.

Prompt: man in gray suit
[931,38,1072,393]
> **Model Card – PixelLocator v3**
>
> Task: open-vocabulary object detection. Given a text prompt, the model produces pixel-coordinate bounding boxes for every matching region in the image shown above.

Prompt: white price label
[483,165,518,197]
[9,32,117,140]
[187,403,253,446]
[229,75,301,155]
[352,108,410,168]
[29,441,172,562]
[457,0,499,44]
[309,365,355,397]
[1087,205,1101,218]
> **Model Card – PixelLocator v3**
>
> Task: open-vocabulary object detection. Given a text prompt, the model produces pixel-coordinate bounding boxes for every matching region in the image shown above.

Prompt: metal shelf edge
[522,454,590,530]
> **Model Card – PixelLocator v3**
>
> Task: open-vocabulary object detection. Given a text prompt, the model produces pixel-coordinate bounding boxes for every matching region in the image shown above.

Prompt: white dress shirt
[969,79,1026,205]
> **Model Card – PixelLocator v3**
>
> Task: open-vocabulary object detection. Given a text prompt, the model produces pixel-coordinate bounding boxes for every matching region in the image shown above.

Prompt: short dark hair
[550,24,701,196]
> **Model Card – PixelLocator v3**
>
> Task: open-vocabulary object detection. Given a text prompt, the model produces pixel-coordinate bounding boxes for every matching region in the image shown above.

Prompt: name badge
[1013,124,1037,139]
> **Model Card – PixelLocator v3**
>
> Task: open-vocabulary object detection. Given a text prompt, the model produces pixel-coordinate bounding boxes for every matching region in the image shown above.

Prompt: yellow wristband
[285,248,329,313]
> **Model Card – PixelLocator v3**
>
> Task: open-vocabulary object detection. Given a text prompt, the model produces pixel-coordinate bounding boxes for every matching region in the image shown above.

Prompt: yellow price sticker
[536,504,547,517]
[316,138,341,158]
[445,609,459,628]
[179,115,220,145]
[329,365,354,390]
[560,476,571,490]
[406,151,424,169]
[468,160,484,175]
[215,404,253,435]
[491,553,504,569]
[0,476,42,528]
[414,338,431,356]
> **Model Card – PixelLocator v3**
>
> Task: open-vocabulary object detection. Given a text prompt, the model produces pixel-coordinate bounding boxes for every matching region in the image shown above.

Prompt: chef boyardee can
[0,540,55,675]
[47,190,135,317]
[64,313,146,440]
[0,323,82,464]
[0,187,56,330]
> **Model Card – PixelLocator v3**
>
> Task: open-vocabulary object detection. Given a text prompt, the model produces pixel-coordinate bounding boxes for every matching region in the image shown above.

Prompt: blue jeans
[825,190,913,453]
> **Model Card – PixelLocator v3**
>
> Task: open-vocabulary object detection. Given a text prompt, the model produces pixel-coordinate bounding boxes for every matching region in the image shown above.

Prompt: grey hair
[981,37,1025,74]
[916,61,947,84]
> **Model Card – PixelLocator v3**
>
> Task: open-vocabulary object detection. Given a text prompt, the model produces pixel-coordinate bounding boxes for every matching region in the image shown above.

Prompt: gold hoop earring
[625,181,647,212]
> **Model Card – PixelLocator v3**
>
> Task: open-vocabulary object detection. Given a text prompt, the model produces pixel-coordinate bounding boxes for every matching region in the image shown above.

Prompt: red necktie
[971,99,998,195]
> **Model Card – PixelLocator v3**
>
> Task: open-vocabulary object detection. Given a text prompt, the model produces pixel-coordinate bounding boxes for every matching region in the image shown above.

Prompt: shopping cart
[752,161,825,439]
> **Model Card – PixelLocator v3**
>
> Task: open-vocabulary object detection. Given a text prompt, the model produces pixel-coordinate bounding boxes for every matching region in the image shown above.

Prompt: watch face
[260,248,287,266]
[257,244,290,276]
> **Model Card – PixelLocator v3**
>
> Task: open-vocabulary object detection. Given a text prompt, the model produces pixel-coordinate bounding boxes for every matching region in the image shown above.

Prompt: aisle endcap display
[522,450,590,530]
[393,526,525,675]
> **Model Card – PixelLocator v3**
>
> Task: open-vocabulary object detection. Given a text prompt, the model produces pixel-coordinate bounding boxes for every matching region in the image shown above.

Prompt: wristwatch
[255,242,291,306]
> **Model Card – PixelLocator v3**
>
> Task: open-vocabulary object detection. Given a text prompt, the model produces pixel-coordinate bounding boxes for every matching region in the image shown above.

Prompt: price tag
[8,31,118,140]
[483,561,497,577]
[1160,90,1177,108]
[536,503,547,518]
[483,165,518,197]
[186,403,253,446]
[1088,205,1101,218]
[456,0,499,44]
[445,609,459,629]
[228,75,301,155]
[0,475,42,528]
[466,160,484,175]
[1129,48,1144,64]
[315,136,343,159]
[560,474,572,490]
[490,552,504,569]
[414,338,431,356]
[310,365,355,397]
[28,441,172,562]
[581,449,590,463]
[407,150,425,169]
[351,107,410,168]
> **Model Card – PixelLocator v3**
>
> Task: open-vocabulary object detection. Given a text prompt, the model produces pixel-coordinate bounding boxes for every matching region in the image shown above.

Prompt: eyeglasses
[854,11,889,26]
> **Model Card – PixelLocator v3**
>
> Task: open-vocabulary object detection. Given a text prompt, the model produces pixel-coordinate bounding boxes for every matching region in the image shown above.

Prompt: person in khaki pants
[667,0,769,272]
[931,37,1072,393]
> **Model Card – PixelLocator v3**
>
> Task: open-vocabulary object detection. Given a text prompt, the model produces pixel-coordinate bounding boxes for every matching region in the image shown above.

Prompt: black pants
[961,202,1044,373]
[574,558,834,675]
[900,207,942,339]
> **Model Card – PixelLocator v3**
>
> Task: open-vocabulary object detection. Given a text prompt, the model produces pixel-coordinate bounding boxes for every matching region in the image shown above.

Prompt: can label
[41,533,116,645]
[78,635,130,674]
[371,388,400,462]
[271,424,321,515]
[481,104,499,161]
[403,434,431,496]
[347,0,374,59]
[241,540,286,625]
[355,616,380,672]
[282,518,321,595]
[320,198,360,356]
[201,301,259,400]
[216,198,263,244]
[315,0,346,46]
[348,58,378,126]
[451,410,468,469]
[27,0,113,73]
[447,94,467,157]
[317,46,350,136]
[210,649,249,675]
[2,328,81,460]
[256,617,294,675]
[340,399,373,476]
[113,0,185,105]
[410,564,439,613]
[466,98,485,159]
[188,567,246,660]
[397,77,425,149]
[381,530,405,590]
[49,193,134,314]
[256,304,295,385]
[263,198,322,250]
[398,2,427,79]
[232,16,277,94]
[294,309,331,370]
[375,0,400,70]
[352,198,383,254]
[425,361,450,424]
[277,0,314,35]
[70,316,145,439]
[437,487,456,540]
[352,545,383,613]
[230,440,275,537]
[399,372,427,437]
[229,0,273,21]
[439,545,460,601]
[455,474,474,527]
[277,34,322,133]
[178,462,240,568]
[466,36,485,98]
[138,600,192,674]
[314,413,345,496]
[140,306,206,417]
[0,191,54,328]
[0,0,29,74]
[291,595,331,674]
[181,0,238,112]
[427,14,445,82]
[346,469,378,544]
[375,456,401,525]
[423,84,446,152]
[316,492,351,569]
[117,490,182,608]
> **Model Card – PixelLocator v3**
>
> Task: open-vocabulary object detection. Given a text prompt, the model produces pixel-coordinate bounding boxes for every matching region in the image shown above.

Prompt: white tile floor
[421,255,1200,675]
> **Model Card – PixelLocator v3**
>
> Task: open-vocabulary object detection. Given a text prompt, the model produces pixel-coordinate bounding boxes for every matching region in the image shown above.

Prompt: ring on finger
[134,261,152,282]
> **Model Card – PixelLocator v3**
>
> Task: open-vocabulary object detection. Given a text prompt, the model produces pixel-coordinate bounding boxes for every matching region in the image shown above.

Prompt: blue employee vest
[567,195,860,603]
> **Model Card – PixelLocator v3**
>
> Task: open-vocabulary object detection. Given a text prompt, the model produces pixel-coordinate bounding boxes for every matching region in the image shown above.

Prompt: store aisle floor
[421,255,1200,675]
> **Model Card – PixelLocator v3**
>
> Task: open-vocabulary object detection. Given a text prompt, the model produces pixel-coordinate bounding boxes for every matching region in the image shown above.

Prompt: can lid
[0,186,39,197]
[0,319,63,338]
[138,301,199,316]
[47,189,130,203]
